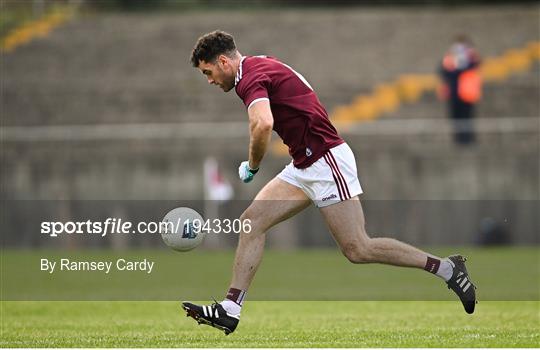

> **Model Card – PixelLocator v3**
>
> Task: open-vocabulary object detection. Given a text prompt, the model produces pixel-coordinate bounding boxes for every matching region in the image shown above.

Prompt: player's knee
[342,241,373,264]
[239,208,264,235]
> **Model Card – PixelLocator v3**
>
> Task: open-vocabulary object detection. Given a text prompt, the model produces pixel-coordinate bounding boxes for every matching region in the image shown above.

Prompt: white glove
[238,161,259,183]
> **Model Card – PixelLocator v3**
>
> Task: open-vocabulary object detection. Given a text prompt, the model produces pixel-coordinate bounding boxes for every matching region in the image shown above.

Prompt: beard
[221,75,235,92]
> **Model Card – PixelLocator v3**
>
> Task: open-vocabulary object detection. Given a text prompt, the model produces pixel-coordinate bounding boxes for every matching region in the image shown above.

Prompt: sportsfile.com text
[40,218,252,237]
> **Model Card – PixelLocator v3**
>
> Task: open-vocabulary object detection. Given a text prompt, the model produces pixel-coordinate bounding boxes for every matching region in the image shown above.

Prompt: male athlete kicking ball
[182,30,476,335]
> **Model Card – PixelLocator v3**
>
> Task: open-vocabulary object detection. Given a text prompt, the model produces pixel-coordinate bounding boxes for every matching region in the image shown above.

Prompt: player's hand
[238,161,259,183]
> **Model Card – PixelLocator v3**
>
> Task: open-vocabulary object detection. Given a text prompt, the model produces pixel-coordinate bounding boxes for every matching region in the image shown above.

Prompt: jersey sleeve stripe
[247,97,270,110]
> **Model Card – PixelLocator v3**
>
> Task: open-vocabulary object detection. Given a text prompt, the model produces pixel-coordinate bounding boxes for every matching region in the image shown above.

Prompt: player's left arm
[247,99,273,170]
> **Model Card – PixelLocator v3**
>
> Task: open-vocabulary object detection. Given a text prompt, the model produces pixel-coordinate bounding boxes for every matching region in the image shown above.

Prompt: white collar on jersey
[234,56,246,86]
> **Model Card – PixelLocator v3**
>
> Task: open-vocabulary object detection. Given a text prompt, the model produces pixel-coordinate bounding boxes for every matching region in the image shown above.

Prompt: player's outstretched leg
[182,178,311,334]
[319,196,477,314]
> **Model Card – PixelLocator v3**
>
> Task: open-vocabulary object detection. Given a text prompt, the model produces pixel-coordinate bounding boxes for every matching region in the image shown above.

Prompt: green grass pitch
[2,301,538,347]
[1,247,539,347]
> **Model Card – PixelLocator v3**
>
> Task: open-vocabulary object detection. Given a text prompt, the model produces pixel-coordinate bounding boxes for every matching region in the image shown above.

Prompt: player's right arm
[236,68,273,183]
[238,100,273,183]
[247,99,273,170]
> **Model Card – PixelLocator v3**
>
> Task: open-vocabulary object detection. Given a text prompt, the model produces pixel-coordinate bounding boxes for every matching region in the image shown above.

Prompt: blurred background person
[439,35,482,146]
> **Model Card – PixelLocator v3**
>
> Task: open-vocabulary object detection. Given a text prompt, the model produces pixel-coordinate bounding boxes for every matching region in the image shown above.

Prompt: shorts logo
[322,194,337,201]
[306,147,312,157]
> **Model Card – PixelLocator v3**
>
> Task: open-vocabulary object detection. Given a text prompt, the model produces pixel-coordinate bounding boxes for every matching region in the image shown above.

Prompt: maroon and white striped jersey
[235,55,343,169]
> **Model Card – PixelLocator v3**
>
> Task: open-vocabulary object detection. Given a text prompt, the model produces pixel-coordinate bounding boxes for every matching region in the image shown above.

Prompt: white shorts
[277,143,363,207]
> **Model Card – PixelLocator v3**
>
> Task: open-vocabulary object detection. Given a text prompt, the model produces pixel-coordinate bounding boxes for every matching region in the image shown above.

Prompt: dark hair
[190,30,237,67]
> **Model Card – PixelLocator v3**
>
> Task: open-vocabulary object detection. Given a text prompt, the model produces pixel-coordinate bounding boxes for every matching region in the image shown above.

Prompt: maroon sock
[424,257,441,274]
[225,288,246,306]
